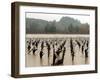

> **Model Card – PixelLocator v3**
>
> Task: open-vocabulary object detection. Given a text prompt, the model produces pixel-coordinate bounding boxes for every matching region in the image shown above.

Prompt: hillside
[26,16,89,34]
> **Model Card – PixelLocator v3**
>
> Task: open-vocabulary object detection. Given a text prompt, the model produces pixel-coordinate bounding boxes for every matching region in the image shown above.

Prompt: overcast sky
[26,12,90,24]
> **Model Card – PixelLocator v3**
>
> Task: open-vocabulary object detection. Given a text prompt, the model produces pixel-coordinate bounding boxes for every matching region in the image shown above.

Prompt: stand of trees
[26,17,90,34]
[45,20,56,33]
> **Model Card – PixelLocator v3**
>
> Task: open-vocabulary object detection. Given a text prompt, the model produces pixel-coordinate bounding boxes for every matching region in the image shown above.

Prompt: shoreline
[26,34,89,38]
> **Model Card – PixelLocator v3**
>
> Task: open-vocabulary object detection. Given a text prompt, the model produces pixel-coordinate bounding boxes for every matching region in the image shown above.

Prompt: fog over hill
[26,16,89,34]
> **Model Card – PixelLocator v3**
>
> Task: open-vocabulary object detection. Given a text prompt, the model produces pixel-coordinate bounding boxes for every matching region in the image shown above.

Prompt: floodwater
[25,34,89,67]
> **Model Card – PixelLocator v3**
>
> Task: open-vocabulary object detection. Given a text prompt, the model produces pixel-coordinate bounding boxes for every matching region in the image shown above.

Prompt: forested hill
[26,16,89,34]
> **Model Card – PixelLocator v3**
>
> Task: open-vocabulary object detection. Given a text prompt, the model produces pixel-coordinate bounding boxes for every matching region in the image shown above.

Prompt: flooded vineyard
[25,35,89,67]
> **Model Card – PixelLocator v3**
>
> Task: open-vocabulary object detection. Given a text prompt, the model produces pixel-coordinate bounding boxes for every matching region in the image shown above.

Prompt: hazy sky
[26,12,90,24]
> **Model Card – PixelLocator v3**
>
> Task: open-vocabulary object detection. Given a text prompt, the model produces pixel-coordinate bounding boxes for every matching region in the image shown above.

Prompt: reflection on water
[25,35,89,67]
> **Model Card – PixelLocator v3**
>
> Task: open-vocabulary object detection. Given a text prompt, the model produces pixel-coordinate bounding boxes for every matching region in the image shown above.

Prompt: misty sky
[26,12,90,24]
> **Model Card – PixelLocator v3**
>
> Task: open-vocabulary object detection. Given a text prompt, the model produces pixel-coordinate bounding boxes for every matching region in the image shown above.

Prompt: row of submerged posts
[26,37,89,66]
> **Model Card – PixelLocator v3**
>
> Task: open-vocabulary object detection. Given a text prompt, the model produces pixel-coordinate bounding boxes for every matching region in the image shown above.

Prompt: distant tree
[64,26,67,34]
[68,23,74,34]
[45,23,50,33]
[45,20,56,33]
[29,22,39,33]
[79,23,89,34]
[74,26,79,33]
[50,20,56,33]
